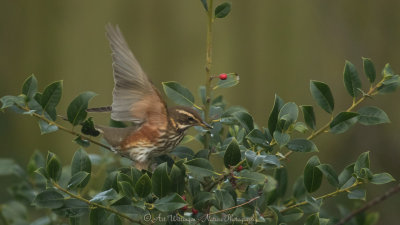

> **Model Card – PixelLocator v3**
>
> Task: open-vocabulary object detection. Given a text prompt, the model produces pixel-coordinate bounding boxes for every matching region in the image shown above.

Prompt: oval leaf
[67,92,97,126]
[162,81,195,107]
[304,156,322,193]
[34,189,64,209]
[184,158,217,179]
[329,112,359,134]
[41,81,63,120]
[278,102,299,131]
[363,57,376,83]
[310,80,334,114]
[213,73,239,89]
[214,2,231,18]
[316,164,339,187]
[370,173,395,185]
[224,138,241,168]
[357,106,390,125]
[135,174,152,198]
[268,94,285,134]
[152,162,171,198]
[343,60,362,97]
[286,139,318,153]
[46,152,62,181]
[154,193,186,212]
[22,74,38,99]
[300,105,316,130]
[71,149,91,175]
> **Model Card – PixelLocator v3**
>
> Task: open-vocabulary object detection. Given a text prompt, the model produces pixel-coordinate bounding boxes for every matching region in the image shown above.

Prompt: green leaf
[286,139,318,153]
[358,106,390,125]
[68,171,90,189]
[292,176,306,200]
[273,130,290,148]
[118,181,134,198]
[46,152,62,181]
[171,146,194,160]
[382,63,395,78]
[294,122,308,133]
[363,57,376,83]
[162,81,195,107]
[370,173,395,184]
[329,112,359,134]
[310,80,334,114]
[67,92,97,126]
[0,159,24,176]
[90,189,118,203]
[214,2,231,18]
[90,208,118,225]
[378,75,400,94]
[170,165,185,195]
[22,74,38,99]
[348,189,366,200]
[277,102,299,131]
[200,0,208,11]
[316,164,339,187]
[273,167,288,198]
[338,163,355,188]
[214,189,235,211]
[232,111,254,131]
[184,158,217,179]
[152,162,171,198]
[237,170,267,185]
[245,150,280,169]
[27,151,45,175]
[281,208,303,222]
[304,213,320,225]
[135,174,152,198]
[0,95,25,110]
[213,73,239,89]
[304,156,323,193]
[268,94,285,134]
[41,81,63,120]
[300,105,316,130]
[154,193,186,212]
[71,149,91,175]
[354,151,370,176]
[224,138,241,168]
[246,129,268,146]
[38,120,58,134]
[343,60,362,97]
[34,189,64,208]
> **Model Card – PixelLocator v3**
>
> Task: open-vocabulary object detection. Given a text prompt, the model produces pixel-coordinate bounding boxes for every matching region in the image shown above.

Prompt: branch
[17,105,113,151]
[283,80,384,159]
[209,196,260,215]
[280,181,362,213]
[335,183,400,225]
[52,182,145,225]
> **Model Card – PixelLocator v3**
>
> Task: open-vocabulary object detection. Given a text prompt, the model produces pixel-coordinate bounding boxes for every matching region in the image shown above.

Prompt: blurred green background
[1,0,400,223]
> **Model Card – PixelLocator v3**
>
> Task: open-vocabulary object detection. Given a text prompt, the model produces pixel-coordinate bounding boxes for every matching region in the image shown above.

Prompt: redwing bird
[87,24,211,170]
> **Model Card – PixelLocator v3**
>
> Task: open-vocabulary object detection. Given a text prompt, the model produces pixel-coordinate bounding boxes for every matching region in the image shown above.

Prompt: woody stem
[204,0,214,154]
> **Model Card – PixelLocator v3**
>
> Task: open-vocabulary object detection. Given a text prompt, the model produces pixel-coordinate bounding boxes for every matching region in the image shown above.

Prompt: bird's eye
[188,117,195,122]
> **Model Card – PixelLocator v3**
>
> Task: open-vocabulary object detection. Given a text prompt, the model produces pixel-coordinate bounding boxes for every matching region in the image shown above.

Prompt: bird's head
[168,106,212,131]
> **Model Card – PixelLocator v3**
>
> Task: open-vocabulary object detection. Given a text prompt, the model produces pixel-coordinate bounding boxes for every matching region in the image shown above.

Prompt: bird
[87,24,212,170]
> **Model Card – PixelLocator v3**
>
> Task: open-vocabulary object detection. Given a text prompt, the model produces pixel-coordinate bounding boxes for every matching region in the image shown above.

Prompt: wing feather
[105,24,168,128]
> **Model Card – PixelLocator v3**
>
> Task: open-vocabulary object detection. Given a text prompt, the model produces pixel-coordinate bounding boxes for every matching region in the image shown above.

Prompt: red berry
[181,195,186,201]
[192,208,199,215]
[181,205,188,211]
[219,73,228,80]
[236,165,243,172]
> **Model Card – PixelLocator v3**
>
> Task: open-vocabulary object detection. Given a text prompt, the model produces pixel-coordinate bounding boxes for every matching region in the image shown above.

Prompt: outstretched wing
[106,24,168,128]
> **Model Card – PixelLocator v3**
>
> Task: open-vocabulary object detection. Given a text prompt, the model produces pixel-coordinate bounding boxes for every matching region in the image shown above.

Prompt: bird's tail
[86,106,112,112]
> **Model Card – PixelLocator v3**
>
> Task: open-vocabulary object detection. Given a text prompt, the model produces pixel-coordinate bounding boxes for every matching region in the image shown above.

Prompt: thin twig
[280,181,362,213]
[335,183,400,225]
[17,105,112,151]
[209,196,260,215]
[52,182,145,225]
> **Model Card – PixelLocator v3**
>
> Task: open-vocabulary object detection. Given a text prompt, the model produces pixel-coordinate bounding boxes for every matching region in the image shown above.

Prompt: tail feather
[86,106,112,113]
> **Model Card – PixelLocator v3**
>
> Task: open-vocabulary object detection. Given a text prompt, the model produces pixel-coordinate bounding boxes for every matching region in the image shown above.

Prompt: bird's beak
[200,121,213,129]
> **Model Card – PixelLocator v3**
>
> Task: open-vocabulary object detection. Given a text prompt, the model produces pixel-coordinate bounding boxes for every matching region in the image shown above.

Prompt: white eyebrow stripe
[175,109,202,123]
